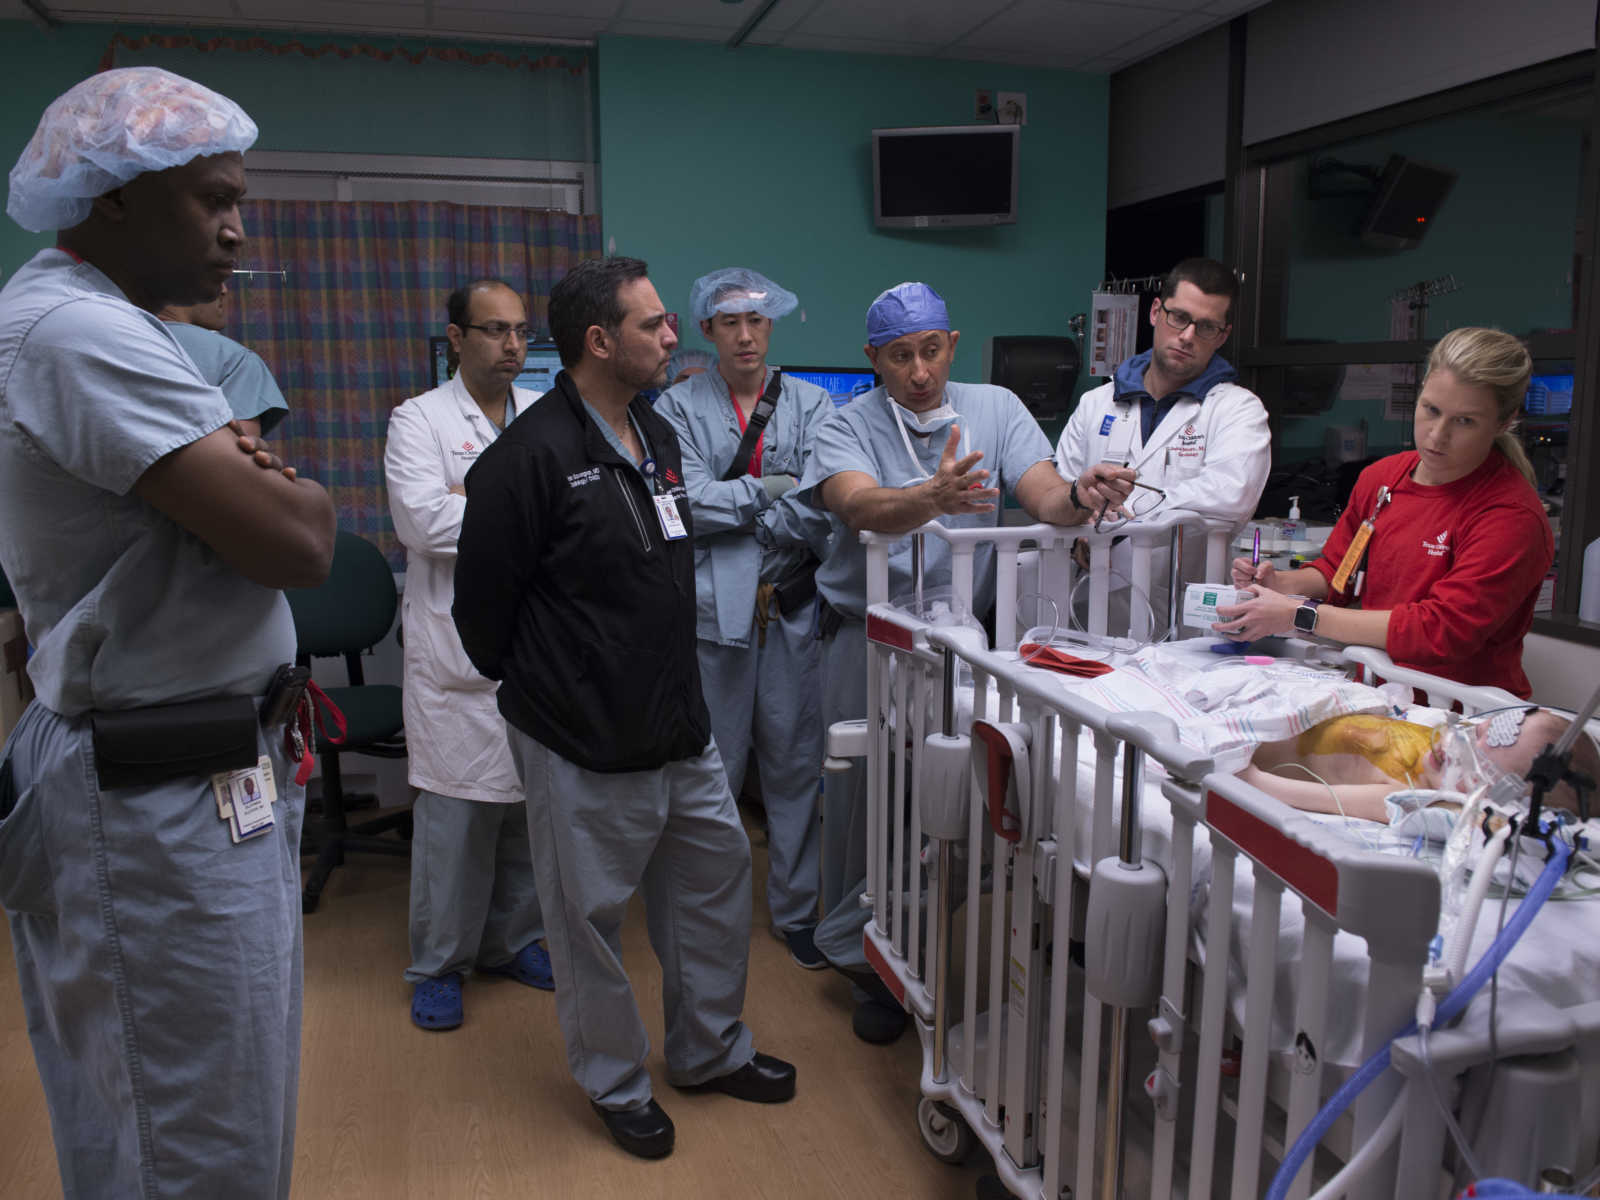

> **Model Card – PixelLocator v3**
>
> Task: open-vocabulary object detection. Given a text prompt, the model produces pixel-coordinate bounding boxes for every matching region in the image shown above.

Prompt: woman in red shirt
[1217,327,1552,697]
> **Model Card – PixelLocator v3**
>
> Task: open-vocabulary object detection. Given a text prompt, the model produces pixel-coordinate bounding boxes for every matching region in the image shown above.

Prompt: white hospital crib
[837,515,1600,1200]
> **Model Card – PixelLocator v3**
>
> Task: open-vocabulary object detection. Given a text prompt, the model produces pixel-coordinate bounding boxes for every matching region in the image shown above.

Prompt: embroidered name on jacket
[566,467,601,489]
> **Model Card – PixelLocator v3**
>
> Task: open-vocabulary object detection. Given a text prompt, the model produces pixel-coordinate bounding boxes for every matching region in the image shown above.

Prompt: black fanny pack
[771,554,820,617]
[90,695,259,791]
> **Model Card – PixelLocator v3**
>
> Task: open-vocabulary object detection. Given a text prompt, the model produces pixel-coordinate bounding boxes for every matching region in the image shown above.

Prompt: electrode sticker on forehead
[1485,707,1529,748]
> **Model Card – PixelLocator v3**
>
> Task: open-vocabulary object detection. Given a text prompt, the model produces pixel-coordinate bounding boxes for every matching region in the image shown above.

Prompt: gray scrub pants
[813,617,872,976]
[0,701,302,1200]
[506,727,756,1110]
[405,790,545,982]
[696,604,822,933]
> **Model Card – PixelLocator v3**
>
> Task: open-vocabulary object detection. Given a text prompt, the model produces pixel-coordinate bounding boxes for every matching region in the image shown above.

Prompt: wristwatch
[1292,598,1322,635]
[1069,481,1084,511]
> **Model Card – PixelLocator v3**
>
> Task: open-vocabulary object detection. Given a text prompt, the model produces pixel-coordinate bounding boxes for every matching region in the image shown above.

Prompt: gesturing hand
[926,425,1000,516]
[229,419,298,481]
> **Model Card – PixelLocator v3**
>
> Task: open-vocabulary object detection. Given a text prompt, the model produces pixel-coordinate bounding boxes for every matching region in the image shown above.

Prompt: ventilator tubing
[1264,835,1573,1200]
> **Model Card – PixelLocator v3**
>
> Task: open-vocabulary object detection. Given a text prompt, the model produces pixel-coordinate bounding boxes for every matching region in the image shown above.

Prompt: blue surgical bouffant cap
[866,281,950,346]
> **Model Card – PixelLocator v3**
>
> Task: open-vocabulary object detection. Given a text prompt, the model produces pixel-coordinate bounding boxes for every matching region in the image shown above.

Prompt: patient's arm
[1237,762,1397,823]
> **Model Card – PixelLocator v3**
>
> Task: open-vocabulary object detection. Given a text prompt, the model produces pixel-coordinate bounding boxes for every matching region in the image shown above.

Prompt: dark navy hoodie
[1112,348,1239,443]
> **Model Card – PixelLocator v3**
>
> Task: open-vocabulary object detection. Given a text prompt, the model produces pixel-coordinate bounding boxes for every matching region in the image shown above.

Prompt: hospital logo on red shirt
[1422,529,1451,558]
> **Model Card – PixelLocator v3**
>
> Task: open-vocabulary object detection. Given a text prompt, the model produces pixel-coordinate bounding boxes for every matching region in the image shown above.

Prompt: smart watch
[1292,598,1322,635]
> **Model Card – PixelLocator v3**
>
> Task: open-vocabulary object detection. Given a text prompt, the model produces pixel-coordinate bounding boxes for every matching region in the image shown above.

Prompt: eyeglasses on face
[1157,302,1228,342]
[462,321,534,341]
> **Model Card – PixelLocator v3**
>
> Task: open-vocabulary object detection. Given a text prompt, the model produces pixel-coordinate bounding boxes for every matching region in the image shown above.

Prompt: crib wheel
[918,1097,975,1164]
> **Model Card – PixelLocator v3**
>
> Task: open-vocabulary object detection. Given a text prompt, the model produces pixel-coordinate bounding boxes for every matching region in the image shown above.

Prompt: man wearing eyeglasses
[384,279,552,1033]
[1055,257,1270,618]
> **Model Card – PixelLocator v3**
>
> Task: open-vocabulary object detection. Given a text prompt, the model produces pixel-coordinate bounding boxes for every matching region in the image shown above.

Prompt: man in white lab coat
[1056,258,1271,624]
[384,279,550,1030]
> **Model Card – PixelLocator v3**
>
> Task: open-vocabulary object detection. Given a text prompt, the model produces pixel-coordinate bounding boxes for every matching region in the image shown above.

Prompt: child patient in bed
[1237,708,1597,823]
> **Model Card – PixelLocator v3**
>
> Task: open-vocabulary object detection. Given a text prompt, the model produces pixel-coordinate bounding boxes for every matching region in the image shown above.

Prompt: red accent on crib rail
[1205,788,1340,917]
[866,612,915,651]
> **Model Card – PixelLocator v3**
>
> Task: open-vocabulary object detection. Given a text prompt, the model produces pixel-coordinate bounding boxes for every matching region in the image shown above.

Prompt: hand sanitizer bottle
[1282,496,1302,545]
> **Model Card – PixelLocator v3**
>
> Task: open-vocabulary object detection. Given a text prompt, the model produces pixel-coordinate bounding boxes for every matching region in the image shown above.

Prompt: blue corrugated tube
[1264,834,1572,1200]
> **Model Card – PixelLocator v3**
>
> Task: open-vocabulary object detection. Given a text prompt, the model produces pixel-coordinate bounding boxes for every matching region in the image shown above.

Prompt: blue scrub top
[0,249,295,715]
[797,381,1052,621]
[166,321,290,436]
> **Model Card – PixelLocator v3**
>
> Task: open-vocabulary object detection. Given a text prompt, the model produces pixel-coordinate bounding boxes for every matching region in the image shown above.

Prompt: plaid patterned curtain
[227,199,602,567]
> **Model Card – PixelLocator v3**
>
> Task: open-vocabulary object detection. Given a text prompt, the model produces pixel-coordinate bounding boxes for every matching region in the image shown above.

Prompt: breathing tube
[1263,830,1573,1200]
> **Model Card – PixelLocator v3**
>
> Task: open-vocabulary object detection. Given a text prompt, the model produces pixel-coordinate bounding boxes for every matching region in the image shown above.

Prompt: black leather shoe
[676,1052,797,1103]
[852,997,908,1045]
[590,1098,674,1159]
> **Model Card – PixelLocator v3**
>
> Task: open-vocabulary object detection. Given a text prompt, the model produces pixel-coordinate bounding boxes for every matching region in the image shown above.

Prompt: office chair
[286,530,410,914]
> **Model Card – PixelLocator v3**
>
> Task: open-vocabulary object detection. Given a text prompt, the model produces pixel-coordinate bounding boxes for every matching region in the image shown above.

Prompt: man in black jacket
[453,257,796,1161]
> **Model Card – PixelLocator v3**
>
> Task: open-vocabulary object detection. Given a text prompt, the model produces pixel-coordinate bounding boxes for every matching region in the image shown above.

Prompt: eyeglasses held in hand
[1156,302,1228,342]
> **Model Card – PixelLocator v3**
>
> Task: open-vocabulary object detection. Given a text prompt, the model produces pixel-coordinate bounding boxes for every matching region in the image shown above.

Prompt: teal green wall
[0,21,591,277]
[597,36,1107,386]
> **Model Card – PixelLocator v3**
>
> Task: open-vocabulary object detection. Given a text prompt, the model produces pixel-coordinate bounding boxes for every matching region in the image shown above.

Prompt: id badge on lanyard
[654,492,687,540]
[1101,403,1136,467]
[641,455,688,541]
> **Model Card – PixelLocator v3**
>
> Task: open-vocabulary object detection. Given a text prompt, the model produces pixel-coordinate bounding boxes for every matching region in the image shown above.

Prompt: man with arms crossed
[453,256,796,1161]
[655,267,835,969]
[0,68,335,1197]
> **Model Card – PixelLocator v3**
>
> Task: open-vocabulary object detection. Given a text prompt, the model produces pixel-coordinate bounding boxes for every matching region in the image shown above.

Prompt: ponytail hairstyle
[1422,327,1535,486]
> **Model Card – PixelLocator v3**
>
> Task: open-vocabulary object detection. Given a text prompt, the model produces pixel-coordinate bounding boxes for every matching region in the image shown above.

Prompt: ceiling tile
[957,0,1174,57]
[427,12,608,39]
[232,1,427,30]
[607,18,749,41]
[787,0,1011,45]
[615,0,752,26]
[748,0,826,34]
[1098,10,1216,63]
[775,30,941,57]
[434,0,621,12]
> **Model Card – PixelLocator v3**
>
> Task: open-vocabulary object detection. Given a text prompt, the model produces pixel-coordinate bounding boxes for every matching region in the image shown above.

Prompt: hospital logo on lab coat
[463,441,475,452]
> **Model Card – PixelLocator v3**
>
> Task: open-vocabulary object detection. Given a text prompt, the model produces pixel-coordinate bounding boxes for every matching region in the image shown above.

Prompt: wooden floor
[0,805,994,1199]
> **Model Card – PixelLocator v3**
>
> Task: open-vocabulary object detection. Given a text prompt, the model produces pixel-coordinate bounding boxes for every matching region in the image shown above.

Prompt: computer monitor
[515,343,563,396]
[783,365,878,408]
[428,335,453,388]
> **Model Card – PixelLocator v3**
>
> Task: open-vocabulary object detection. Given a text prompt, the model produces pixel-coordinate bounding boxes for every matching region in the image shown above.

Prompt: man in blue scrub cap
[655,268,836,971]
[0,67,336,1196]
[796,281,1088,1043]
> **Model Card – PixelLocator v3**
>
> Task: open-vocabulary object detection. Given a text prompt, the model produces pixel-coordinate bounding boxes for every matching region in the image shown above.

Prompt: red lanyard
[728,384,765,478]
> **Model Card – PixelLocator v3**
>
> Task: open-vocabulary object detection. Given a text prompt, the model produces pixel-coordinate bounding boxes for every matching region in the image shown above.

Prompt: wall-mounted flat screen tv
[873,124,1019,229]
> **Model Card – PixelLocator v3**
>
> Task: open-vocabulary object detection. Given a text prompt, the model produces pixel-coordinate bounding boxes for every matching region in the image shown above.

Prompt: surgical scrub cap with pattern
[689,267,799,325]
[7,67,258,233]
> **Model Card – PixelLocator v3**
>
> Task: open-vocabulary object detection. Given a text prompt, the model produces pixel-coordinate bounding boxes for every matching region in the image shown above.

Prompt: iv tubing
[1264,834,1572,1200]
[1445,822,1512,987]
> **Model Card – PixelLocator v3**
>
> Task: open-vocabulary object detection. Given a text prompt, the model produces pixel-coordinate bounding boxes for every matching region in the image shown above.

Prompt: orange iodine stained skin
[1295,715,1437,785]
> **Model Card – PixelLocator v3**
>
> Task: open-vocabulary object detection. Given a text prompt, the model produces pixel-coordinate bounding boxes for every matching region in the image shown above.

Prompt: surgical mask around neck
[890,396,958,434]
